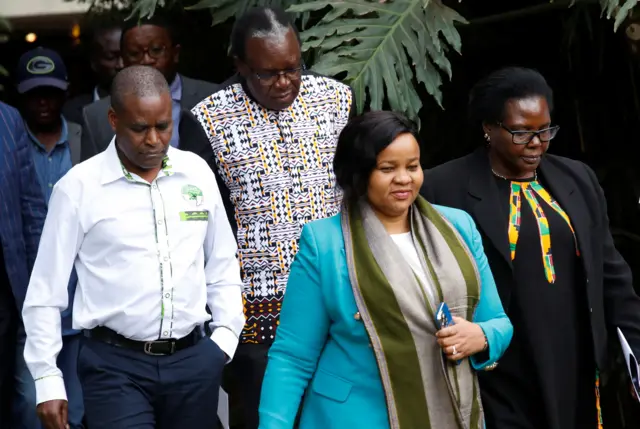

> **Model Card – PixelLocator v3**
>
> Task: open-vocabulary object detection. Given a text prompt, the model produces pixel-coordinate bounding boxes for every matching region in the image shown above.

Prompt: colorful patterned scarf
[507,180,578,283]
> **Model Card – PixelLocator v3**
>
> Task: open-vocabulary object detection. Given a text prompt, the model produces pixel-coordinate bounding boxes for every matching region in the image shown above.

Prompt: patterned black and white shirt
[192,74,353,344]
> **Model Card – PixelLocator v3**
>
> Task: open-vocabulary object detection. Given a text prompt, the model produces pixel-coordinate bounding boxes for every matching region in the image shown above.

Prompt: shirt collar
[26,116,69,153]
[100,137,177,185]
[169,74,182,103]
[93,86,101,102]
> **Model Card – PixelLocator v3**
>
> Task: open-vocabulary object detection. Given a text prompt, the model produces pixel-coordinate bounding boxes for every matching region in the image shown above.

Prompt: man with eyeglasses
[80,10,217,161]
[191,6,354,429]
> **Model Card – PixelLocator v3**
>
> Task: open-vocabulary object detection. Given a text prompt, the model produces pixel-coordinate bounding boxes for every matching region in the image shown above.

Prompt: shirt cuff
[35,375,67,405]
[210,327,239,362]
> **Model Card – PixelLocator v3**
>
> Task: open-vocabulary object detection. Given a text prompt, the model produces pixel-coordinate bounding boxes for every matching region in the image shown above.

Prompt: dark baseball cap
[15,47,69,94]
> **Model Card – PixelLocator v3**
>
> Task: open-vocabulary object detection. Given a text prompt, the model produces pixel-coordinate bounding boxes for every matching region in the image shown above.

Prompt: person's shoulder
[543,153,596,183]
[181,75,221,102]
[426,152,475,177]
[433,204,473,229]
[83,97,110,118]
[302,72,352,94]
[191,75,242,112]
[302,213,344,248]
[0,101,20,123]
[171,147,212,175]
[54,151,105,195]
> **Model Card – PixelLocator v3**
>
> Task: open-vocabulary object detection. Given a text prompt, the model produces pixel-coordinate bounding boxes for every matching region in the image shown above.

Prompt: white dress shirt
[22,139,245,405]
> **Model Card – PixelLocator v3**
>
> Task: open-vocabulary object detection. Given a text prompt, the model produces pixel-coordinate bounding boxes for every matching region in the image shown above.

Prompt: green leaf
[187,0,310,28]
[597,0,639,31]
[288,0,466,120]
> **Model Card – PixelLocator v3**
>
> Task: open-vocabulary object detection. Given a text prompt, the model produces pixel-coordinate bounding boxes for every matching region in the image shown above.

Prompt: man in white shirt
[22,65,244,429]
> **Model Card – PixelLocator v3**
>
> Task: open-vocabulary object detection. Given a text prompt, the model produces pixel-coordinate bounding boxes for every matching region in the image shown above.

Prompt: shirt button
[165,293,170,298]
[163,331,168,336]
[163,256,169,262]
[48,183,53,188]
[152,184,158,189]
[157,220,163,225]
[48,157,52,162]
[354,312,361,321]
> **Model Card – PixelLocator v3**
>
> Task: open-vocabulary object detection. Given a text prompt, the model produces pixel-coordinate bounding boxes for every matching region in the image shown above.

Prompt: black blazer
[420,148,640,370]
[79,75,218,161]
[62,92,94,126]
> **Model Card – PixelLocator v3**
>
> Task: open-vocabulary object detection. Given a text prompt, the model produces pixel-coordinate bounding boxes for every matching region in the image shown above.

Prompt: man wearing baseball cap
[13,47,84,429]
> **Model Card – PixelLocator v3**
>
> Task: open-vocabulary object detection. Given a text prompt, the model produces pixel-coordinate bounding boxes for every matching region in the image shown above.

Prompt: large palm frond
[187,0,308,27]
[0,17,10,78]
[598,0,639,30]
[288,0,466,119]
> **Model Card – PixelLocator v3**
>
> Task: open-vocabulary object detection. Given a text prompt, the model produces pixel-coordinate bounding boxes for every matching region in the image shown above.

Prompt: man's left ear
[107,107,118,132]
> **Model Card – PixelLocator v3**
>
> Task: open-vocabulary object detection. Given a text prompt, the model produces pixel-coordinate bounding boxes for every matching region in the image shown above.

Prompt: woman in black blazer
[421,67,640,429]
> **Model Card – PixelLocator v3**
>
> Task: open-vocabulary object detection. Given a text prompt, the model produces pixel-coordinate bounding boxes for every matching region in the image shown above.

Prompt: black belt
[83,326,203,356]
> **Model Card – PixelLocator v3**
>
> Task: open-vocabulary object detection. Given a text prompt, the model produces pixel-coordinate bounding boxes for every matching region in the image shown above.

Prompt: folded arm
[259,225,331,429]
[22,186,83,404]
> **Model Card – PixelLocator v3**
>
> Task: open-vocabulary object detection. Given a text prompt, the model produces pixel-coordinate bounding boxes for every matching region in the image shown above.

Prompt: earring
[484,133,491,142]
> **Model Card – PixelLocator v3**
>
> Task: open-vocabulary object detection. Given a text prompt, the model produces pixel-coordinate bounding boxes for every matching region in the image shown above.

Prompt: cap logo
[26,56,55,75]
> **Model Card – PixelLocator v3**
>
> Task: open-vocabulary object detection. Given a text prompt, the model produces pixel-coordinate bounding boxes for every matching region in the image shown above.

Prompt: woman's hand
[436,316,486,361]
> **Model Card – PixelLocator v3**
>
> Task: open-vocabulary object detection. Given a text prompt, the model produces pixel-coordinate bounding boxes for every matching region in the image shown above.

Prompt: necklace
[491,168,538,181]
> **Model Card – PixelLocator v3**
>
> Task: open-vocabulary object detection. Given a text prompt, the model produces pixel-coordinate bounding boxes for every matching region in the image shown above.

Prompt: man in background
[64,13,123,125]
[0,101,46,428]
[80,10,217,160]
[191,7,354,428]
[13,47,84,429]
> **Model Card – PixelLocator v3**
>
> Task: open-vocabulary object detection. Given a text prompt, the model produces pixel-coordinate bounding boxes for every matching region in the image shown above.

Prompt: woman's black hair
[230,6,300,61]
[333,111,419,203]
[468,67,554,128]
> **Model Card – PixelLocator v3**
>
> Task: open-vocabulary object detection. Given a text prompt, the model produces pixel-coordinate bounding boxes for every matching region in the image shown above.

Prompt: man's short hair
[121,9,179,50]
[110,65,170,113]
[230,6,299,61]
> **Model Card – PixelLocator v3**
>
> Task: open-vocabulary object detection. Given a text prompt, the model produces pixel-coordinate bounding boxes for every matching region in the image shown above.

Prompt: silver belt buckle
[143,340,176,356]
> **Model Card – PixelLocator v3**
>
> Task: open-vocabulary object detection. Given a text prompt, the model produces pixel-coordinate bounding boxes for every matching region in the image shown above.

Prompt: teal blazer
[258,205,513,429]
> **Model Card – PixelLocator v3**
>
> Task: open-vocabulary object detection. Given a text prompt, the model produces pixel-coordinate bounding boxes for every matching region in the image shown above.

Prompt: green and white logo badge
[181,184,203,206]
[26,56,55,75]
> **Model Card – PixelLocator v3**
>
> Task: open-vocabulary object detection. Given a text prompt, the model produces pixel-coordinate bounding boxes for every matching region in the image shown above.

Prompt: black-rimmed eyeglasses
[252,64,306,87]
[498,122,560,145]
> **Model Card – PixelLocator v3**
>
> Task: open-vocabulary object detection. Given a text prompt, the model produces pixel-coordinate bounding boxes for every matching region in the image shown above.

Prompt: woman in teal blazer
[259,112,513,429]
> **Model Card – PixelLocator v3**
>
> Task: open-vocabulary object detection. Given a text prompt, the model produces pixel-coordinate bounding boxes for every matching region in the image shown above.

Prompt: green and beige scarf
[341,196,484,429]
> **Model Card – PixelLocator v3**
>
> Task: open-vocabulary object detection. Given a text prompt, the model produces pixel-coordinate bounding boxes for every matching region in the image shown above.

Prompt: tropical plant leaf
[288,0,466,120]
[598,0,639,30]
[187,0,310,28]
[0,17,10,33]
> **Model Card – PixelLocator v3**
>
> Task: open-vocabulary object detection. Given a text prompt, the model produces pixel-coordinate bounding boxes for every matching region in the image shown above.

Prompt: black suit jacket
[420,148,640,370]
[79,75,218,161]
[62,93,94,126]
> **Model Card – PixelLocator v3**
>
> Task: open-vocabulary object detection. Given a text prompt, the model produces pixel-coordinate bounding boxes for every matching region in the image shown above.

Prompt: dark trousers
[0,280,17,429]
[225,343,270,429]
[78,335,225,429]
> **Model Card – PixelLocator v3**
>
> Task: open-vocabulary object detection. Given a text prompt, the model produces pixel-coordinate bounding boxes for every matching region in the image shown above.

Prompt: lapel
[466,149,512,268]
[537,157,593,276]
[180,76,202,110]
